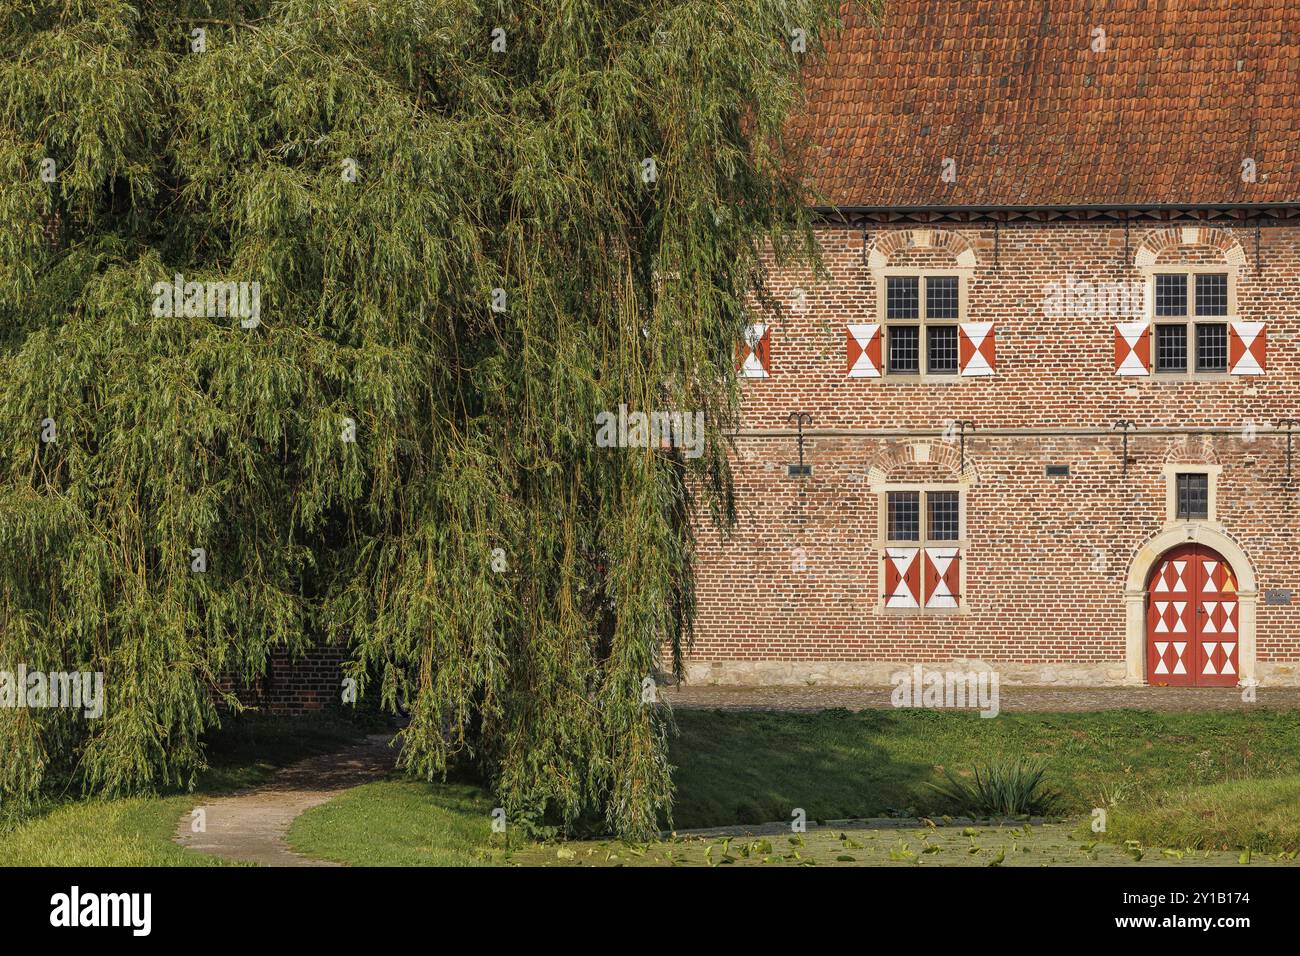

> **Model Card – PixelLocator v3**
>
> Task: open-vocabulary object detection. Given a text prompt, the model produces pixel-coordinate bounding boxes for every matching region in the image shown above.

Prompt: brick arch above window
[867,441,978,489]
[1161,435,1221,467]
[866,229,979,270]
[1133,226,1248,270]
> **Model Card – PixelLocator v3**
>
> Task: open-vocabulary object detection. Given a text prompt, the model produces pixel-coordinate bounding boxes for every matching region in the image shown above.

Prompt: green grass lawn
[287,781,501,866]
[668,707,1300,827]
[280,707,1300,865]
[0,713,366,866]
[1,795,235,867]
[1101,776,1300,855]
[284,780,1291,867]
[7,707,1300,866]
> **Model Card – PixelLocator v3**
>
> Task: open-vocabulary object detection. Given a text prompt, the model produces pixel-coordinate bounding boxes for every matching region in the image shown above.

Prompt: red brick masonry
[687,222,1300,687]
[220,643,347,716]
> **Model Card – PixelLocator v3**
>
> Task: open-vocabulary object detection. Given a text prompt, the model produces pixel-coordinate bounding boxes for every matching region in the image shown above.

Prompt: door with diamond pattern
[1146,543,1240,687]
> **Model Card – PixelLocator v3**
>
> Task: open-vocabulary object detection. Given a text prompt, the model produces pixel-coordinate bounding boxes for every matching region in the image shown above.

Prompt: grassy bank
[282,707,1300,864]
[1101,776,1300,856]
[668,707,1300,827]
[8,707,1300,865]
[287,780,500,866]
[0,714,367,867]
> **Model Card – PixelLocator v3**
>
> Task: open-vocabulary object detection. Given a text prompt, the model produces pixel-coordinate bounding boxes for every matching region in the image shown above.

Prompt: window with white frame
[883,275,963,376]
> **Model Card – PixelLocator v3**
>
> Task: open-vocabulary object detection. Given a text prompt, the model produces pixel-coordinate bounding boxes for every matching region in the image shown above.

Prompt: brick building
[261,1,1300,714]
[687,0,1300,688]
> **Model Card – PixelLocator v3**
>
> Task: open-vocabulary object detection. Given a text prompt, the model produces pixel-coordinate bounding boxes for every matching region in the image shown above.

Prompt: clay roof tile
[792,0,1300,207]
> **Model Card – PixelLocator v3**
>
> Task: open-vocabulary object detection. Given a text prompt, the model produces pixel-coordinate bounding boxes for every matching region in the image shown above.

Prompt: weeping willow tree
[0,0,862,837]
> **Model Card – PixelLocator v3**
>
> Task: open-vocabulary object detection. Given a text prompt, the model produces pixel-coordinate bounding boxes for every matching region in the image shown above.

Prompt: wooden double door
[1145,543,1240,687]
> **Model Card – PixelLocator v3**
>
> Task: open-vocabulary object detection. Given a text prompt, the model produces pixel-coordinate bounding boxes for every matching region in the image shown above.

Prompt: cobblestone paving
[661,684,1300,712]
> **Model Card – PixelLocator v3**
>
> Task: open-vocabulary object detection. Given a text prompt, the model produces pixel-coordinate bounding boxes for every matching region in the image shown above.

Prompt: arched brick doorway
[1145,543,1240,686]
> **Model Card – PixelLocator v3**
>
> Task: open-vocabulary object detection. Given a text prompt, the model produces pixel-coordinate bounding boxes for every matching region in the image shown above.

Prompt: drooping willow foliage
[0,0,861,837]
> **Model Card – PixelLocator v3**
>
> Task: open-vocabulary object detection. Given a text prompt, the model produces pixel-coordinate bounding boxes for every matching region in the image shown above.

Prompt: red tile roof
[793,0,1300,208]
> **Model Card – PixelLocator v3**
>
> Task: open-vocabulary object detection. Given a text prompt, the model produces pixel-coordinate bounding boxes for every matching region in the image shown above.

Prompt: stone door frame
[1124,525,1256,685]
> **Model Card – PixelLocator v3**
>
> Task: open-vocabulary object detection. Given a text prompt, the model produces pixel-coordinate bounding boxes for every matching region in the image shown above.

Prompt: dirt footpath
[175,734,397,867]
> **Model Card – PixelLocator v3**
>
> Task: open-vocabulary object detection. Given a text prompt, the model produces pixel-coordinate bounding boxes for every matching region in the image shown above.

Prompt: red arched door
[1146,543,1240,687]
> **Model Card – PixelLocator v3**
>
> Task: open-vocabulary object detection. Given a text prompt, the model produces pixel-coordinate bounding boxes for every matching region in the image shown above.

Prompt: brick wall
[219,642,345,716]
[687,222,1300,686]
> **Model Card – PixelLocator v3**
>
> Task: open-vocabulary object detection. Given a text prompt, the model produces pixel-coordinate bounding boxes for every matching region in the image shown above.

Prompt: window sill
[871,375,977,385]
[876,605,969,616]
[1147,372,1236,382]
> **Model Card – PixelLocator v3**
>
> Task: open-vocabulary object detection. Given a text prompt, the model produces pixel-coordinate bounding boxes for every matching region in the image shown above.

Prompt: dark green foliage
[0,0,861,837]
[928,760,1064,818]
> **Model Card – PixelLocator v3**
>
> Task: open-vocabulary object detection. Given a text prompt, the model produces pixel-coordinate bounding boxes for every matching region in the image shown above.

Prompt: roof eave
[812,203,1300,225]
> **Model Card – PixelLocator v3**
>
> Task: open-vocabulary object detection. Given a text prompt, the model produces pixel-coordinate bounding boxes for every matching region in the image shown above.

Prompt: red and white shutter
[958,323,996,376]
[1115,321,1151,376]
[846,324,882,377]
[885,547,961,609]
[922,547,961,608]
[737,323,771,378]
[884,548,921,608]
[1228,322,1266,375]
